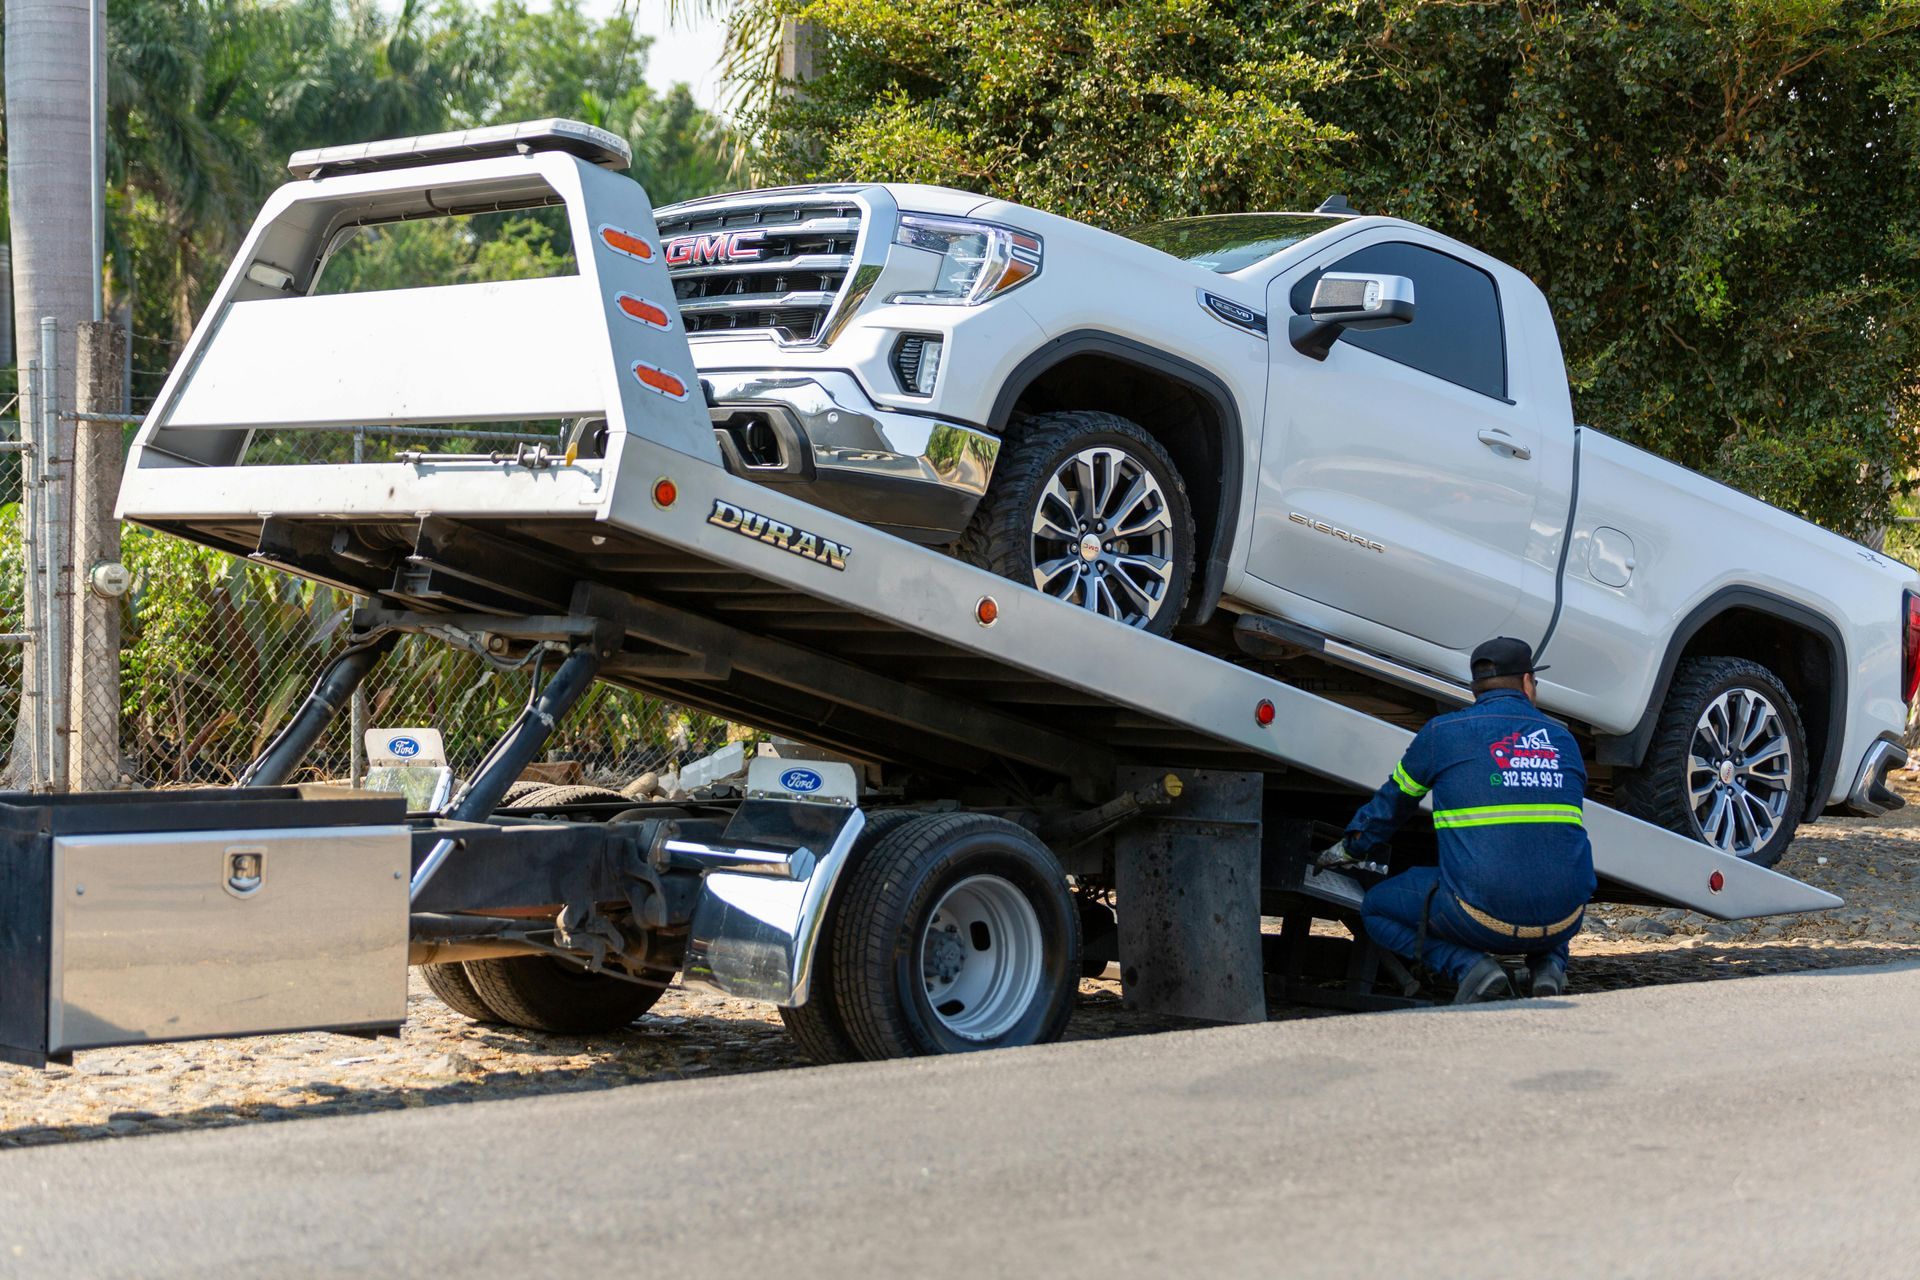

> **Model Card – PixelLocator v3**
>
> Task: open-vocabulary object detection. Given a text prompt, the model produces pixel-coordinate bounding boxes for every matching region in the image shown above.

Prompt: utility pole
[777,18,819,89]
[5,0,106,788]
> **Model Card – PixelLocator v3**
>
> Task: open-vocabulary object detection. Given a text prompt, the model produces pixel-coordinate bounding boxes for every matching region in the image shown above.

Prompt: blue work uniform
[1345,687,1596,982]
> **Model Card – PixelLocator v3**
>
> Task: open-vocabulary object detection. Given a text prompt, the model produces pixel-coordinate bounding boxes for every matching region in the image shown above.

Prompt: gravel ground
[7,779,1919,1149]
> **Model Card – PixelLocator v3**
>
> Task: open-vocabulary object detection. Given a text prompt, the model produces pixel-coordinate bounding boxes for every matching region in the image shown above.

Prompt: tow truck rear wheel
[779,808,924,1064]
[461,956,664,1034]
[830,812,1080,1060]
[958,411,1195,636]
[420,961,501,1023]
[1617,656,1807,867]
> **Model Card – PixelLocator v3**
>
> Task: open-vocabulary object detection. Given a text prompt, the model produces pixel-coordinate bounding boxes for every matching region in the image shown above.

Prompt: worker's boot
[1527,955,1567,998]
[1451,955,1515,1005]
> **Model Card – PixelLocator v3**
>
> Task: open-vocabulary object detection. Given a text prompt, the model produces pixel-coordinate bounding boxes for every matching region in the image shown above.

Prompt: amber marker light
[632,360,690,401]
[652,477,678,509]
[989,253,1040,294]
[598,224,655,261]
[975,596,999,626]
[1255,699,1276,726]
[616,293,673,330]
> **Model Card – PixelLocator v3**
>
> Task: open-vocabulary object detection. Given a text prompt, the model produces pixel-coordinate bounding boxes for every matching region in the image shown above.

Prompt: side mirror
[1288,272,1416,361]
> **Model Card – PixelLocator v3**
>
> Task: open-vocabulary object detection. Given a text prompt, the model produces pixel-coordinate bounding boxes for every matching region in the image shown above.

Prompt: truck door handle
[1477,428,1532,461]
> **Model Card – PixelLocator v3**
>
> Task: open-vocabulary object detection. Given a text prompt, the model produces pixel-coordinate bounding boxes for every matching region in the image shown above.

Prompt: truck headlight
[890,215,1042,306]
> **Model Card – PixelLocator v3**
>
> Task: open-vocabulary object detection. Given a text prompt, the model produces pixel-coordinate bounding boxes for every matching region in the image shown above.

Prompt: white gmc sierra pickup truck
[652,182,1919,866]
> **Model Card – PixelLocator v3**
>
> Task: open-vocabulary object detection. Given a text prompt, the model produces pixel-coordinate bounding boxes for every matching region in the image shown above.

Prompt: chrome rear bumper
[703,369,999,543]
[1840,737,1908,817]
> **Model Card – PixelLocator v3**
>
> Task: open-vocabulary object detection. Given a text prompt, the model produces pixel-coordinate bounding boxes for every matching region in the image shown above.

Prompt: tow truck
[0,121,1841,1069]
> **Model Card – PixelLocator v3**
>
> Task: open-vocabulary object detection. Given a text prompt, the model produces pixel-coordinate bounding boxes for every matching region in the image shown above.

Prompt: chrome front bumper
[702,369,999,543]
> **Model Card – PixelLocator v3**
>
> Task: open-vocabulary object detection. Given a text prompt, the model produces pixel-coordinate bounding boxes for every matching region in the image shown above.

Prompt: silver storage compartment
[49,825,411,1053]
[0,786,411,1066]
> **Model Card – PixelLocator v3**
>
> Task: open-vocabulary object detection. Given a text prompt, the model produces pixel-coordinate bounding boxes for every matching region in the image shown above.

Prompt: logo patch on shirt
[1489,729,1564,789]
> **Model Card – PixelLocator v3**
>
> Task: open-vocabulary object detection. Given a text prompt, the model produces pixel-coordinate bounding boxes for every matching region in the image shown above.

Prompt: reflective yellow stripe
[1391,762,1430,798]
[1432,803,1583,829]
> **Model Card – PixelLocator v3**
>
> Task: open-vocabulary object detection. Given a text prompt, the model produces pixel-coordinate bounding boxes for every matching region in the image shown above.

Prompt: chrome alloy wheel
[919,874,1044,1041]
[1687,687,1795,858]
[1030,446,1176,628]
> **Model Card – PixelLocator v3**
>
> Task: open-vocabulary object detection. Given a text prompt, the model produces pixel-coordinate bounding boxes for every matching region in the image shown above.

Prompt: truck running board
[1233,612,1472,706]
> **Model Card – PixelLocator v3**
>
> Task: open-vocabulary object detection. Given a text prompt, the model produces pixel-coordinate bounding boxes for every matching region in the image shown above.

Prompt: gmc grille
[655,197,863,345]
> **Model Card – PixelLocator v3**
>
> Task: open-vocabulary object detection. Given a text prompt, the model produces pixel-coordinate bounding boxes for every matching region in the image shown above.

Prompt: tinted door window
[1290,242,1507,399]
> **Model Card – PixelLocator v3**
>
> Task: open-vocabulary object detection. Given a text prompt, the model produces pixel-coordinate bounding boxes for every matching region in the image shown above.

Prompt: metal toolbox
[0,786,410,1067]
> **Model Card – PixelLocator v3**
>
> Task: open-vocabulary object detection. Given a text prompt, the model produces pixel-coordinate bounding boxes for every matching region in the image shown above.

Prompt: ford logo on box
[780,768,824,793]
[387,736,422,759]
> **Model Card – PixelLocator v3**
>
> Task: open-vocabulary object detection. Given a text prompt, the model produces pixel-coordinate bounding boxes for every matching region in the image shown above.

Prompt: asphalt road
[6,964,1920,1279]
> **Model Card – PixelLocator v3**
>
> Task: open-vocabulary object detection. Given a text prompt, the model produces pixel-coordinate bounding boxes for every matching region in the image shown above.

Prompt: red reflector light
[1709,870,1725,893]
[1903,590,1920,705]
[975,596,999,626]
[1255,699,1276,727]
[652,477,677,509]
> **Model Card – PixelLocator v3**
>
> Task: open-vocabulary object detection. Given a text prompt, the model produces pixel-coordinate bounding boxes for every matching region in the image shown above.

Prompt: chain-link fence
[12,321,741,795]
[0,361,27,781]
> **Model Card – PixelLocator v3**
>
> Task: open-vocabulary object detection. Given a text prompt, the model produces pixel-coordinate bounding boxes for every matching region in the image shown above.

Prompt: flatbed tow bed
[0,121,1839,1068]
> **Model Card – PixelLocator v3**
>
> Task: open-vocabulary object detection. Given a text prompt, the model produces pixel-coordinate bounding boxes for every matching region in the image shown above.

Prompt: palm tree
[5,0,103,787]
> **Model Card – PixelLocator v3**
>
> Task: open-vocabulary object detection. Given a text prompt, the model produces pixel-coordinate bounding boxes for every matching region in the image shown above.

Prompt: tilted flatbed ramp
[115,133,1835,923]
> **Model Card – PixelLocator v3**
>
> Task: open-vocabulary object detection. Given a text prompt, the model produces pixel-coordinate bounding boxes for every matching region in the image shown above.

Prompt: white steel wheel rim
[1687,687,1794,858]
[919,874,1045,1041]
[1030,445,1176,628]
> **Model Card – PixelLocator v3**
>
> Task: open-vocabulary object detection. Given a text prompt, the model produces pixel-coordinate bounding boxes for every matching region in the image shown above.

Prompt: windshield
[1123,214,1344,274]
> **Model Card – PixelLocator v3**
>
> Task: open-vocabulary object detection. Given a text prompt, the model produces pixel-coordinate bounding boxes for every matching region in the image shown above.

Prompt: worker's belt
[1455,897,1584,940]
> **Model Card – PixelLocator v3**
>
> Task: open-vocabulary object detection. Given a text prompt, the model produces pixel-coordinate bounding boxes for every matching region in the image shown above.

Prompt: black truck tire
[1616,656,1808,868]
[420,961,500,1023]
[830,812,1080,1060]
[497,779,553,808]
[778,808,925,1064]
[462,956,664,1034]
[518,784,631,808]
[957,411,1195,637]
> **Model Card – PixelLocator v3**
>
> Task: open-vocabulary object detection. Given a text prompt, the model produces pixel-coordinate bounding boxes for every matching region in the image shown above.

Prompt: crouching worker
[1318,637,1596,1003]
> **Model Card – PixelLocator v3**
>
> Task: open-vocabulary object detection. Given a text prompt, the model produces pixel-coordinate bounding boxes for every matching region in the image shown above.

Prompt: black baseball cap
[1470,636,1548,679]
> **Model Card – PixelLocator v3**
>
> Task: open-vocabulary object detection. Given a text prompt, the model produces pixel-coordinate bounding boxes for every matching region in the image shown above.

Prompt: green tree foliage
[752,0,1351,226]
[747,0,1920,538]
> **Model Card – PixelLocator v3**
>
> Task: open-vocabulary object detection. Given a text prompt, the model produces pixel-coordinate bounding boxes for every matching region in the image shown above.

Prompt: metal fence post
[68,320,127,790]
[39,317,68,790]
[20,356,47,790]
[349,425,367,787]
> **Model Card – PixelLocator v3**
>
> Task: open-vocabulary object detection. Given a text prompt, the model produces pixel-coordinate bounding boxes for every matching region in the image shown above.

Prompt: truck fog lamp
[915,338,944,395]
